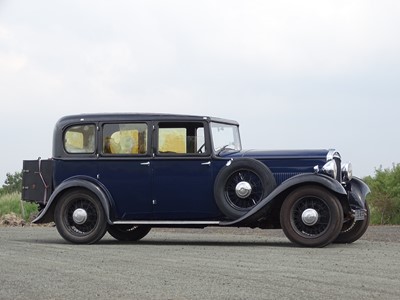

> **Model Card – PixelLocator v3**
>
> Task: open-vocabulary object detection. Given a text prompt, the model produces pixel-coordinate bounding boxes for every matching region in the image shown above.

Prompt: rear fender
[221,173,347,226]
[32,176,114,224]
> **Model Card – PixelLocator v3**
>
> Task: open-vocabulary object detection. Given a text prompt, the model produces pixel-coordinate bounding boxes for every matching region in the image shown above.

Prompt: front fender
[221,173,347,226]
[348,177,370,209]
[32,176,114,224]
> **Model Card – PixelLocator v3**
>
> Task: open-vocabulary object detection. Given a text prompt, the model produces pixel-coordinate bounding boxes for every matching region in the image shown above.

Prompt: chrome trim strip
[113,220,221,225]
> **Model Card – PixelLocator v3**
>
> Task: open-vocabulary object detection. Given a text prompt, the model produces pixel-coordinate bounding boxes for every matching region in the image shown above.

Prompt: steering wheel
[197,143,206,153]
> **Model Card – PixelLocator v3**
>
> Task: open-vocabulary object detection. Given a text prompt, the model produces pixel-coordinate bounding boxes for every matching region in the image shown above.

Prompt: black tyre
[280,185,343,247]
[214,158,276,219]
[334,202,370,244]
[108,225,151,242]
[54,189,108,244]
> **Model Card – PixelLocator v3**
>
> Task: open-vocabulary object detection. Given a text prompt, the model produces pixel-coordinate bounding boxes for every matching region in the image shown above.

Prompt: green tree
[364,164,400,224]
[2,172,22,194]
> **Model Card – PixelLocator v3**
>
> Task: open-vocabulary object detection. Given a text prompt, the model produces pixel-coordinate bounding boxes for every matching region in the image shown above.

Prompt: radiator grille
[273,172,302,185]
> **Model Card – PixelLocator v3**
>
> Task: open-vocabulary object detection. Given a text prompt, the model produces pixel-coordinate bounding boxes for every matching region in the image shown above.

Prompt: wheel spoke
[64,197,98,234]
[224,170,264,210]
[291,196,331,237]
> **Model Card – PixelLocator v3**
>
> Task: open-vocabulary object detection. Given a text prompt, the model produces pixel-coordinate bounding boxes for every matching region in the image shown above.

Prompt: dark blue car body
[22,113,370,247]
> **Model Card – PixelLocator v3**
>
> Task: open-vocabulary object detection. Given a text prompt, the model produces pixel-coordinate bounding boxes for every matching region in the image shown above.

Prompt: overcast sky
[1,0,399,183]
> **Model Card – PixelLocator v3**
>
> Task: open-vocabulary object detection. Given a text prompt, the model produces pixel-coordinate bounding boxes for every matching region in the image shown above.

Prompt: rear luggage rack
[22,158,53,205]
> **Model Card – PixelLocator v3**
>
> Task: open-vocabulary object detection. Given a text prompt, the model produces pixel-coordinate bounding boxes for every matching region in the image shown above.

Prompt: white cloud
[0,0,400,181]
[0,25,10,39]
[146,1,400,76]
[0,53,27,73]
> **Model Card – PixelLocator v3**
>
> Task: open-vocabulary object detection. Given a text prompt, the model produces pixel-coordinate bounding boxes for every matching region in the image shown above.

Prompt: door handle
[201,161,211,166]
[140,161,150,166]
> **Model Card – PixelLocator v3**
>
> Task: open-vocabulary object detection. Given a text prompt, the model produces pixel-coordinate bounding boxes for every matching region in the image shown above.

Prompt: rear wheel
[108,225,151,242]
[54,189,107,244]
[280,186,343,247]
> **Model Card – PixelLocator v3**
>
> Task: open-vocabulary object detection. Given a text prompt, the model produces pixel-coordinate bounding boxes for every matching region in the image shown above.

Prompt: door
[98,122,152,220]
[152,158,216,219]
[151,121,219,220]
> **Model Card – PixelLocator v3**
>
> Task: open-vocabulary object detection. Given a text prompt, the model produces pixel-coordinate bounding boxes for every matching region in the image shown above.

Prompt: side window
[102,123,148,155]
[158,122,207,155]
[64,124,96,154]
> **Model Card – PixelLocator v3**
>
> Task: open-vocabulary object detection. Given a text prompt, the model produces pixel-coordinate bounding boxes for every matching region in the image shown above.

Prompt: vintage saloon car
[22,113,370,247]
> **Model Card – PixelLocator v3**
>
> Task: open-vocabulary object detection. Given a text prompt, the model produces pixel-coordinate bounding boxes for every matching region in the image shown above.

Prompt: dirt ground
[1,225,400,300]
[151,224,400,243]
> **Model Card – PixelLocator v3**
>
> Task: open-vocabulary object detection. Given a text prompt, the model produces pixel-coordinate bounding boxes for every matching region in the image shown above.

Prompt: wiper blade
[216,145,235,156]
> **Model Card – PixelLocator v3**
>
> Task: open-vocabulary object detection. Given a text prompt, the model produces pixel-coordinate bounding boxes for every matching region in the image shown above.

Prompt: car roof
[56,113,239,127]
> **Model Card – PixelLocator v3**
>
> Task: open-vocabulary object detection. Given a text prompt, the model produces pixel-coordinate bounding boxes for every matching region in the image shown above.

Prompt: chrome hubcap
[301,208,319,226]
[72,208,88,225]
[235,181,252,199]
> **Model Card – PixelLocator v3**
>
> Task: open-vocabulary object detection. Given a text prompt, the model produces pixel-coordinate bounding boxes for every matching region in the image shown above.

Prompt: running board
[113,220,221,225]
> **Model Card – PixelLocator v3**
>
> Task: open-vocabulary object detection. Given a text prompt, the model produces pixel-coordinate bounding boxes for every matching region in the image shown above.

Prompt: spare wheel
[214,158,276,219]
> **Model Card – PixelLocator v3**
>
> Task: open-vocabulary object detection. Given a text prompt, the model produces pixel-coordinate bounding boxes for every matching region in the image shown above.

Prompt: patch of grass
[0,192,38,222]
[369,203,400,225]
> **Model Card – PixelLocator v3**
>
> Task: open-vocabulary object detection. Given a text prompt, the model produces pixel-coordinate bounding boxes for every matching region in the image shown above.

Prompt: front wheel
[54,189,108,244]
[334,202,370,244]
[108,225,151,242]
[280,186,343,247]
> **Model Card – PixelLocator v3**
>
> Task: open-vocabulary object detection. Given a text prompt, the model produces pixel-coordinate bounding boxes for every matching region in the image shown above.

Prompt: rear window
[64,124,96,154]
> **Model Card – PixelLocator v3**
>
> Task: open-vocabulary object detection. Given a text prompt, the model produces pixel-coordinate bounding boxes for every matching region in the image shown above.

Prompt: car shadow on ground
[16,234,361,248]
[102,238,296,248]
[20,237,295,248]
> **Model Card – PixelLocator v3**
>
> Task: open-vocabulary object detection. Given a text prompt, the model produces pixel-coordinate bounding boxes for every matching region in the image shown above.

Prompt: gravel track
[0,226,399,299]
